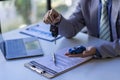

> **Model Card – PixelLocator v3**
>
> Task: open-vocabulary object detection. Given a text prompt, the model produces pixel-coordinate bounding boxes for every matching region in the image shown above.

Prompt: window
[0,0,78,33]
[0,0,47,33]
[51,0,78,18]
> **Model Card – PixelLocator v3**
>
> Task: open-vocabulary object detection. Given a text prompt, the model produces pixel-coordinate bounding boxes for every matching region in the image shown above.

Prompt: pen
[52,53,56,66]
[54,37,56,44]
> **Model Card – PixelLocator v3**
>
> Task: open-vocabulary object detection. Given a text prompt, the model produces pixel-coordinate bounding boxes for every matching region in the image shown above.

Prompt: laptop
[0,22,44,60]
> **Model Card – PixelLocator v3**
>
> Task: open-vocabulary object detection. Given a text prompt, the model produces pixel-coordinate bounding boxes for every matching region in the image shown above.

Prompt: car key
[50,25,58,44]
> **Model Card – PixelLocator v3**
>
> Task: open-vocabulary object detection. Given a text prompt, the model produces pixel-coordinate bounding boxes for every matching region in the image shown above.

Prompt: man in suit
[43,0,120,58]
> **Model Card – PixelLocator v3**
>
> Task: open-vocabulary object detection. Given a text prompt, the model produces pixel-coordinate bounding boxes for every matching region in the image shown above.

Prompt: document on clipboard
[20,22,62,42]
[24,47,92,79]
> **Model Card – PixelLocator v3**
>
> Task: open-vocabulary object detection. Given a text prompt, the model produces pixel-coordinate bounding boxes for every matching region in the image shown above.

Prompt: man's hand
[65,46,96,58]
[43,9,61,24]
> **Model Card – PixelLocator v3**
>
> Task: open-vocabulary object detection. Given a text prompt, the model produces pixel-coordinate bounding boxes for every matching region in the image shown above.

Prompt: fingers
[65,51,90,58]
[49,9,58,21]
[43,11,52,24]
[53,14,61,24]
[43,9,61,24]
[82,50,91,57]
[48,10,54,22]
[65,52,84,57]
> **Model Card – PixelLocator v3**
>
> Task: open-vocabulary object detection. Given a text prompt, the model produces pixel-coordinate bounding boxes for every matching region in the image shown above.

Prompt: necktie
[99,0,111,41]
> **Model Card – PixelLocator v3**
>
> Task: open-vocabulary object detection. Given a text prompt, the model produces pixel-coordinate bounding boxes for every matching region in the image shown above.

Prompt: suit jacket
[58,0,120,58]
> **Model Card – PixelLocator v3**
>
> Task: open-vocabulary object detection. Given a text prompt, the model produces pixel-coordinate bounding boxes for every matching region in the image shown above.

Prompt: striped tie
[99,0,111,41]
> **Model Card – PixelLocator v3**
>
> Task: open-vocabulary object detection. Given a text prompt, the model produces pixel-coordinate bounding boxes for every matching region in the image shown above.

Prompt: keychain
[50,25,58,44]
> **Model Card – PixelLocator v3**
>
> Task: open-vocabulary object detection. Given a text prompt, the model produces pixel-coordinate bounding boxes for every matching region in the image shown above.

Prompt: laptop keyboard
[5,39,26,57]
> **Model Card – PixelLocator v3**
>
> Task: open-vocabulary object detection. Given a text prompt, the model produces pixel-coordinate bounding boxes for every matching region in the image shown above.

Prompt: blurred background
[0,0,79,33]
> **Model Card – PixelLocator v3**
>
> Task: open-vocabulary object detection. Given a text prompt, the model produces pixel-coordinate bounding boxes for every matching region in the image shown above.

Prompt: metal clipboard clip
[24,63,55,78]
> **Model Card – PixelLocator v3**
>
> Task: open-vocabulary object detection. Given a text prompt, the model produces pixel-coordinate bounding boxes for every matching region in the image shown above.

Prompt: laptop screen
[0,21,5,55]
[0,20,4,42]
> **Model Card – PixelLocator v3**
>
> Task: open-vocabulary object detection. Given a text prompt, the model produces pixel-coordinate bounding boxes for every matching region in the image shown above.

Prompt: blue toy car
[69,46,86,54]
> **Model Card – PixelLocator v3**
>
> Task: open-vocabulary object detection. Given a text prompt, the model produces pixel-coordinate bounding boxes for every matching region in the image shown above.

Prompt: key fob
[50,25,58,37]
[69,46,86,54]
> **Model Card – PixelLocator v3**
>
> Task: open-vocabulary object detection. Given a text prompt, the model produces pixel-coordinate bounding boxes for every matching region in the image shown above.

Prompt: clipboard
[24,48,92,79]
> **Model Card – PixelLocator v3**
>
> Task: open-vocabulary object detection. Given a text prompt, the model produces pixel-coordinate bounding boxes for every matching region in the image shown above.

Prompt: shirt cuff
[93,49,102,59]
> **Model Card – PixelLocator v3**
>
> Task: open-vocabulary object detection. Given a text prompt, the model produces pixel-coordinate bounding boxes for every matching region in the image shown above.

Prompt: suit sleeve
[57,1,86,38]
[95,39,120,58]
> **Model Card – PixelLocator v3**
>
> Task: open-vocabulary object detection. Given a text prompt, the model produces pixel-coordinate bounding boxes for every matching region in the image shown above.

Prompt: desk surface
[0,29,120,80]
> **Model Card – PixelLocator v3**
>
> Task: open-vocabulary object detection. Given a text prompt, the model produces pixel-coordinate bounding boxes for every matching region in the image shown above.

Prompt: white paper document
[24,48,92,78]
